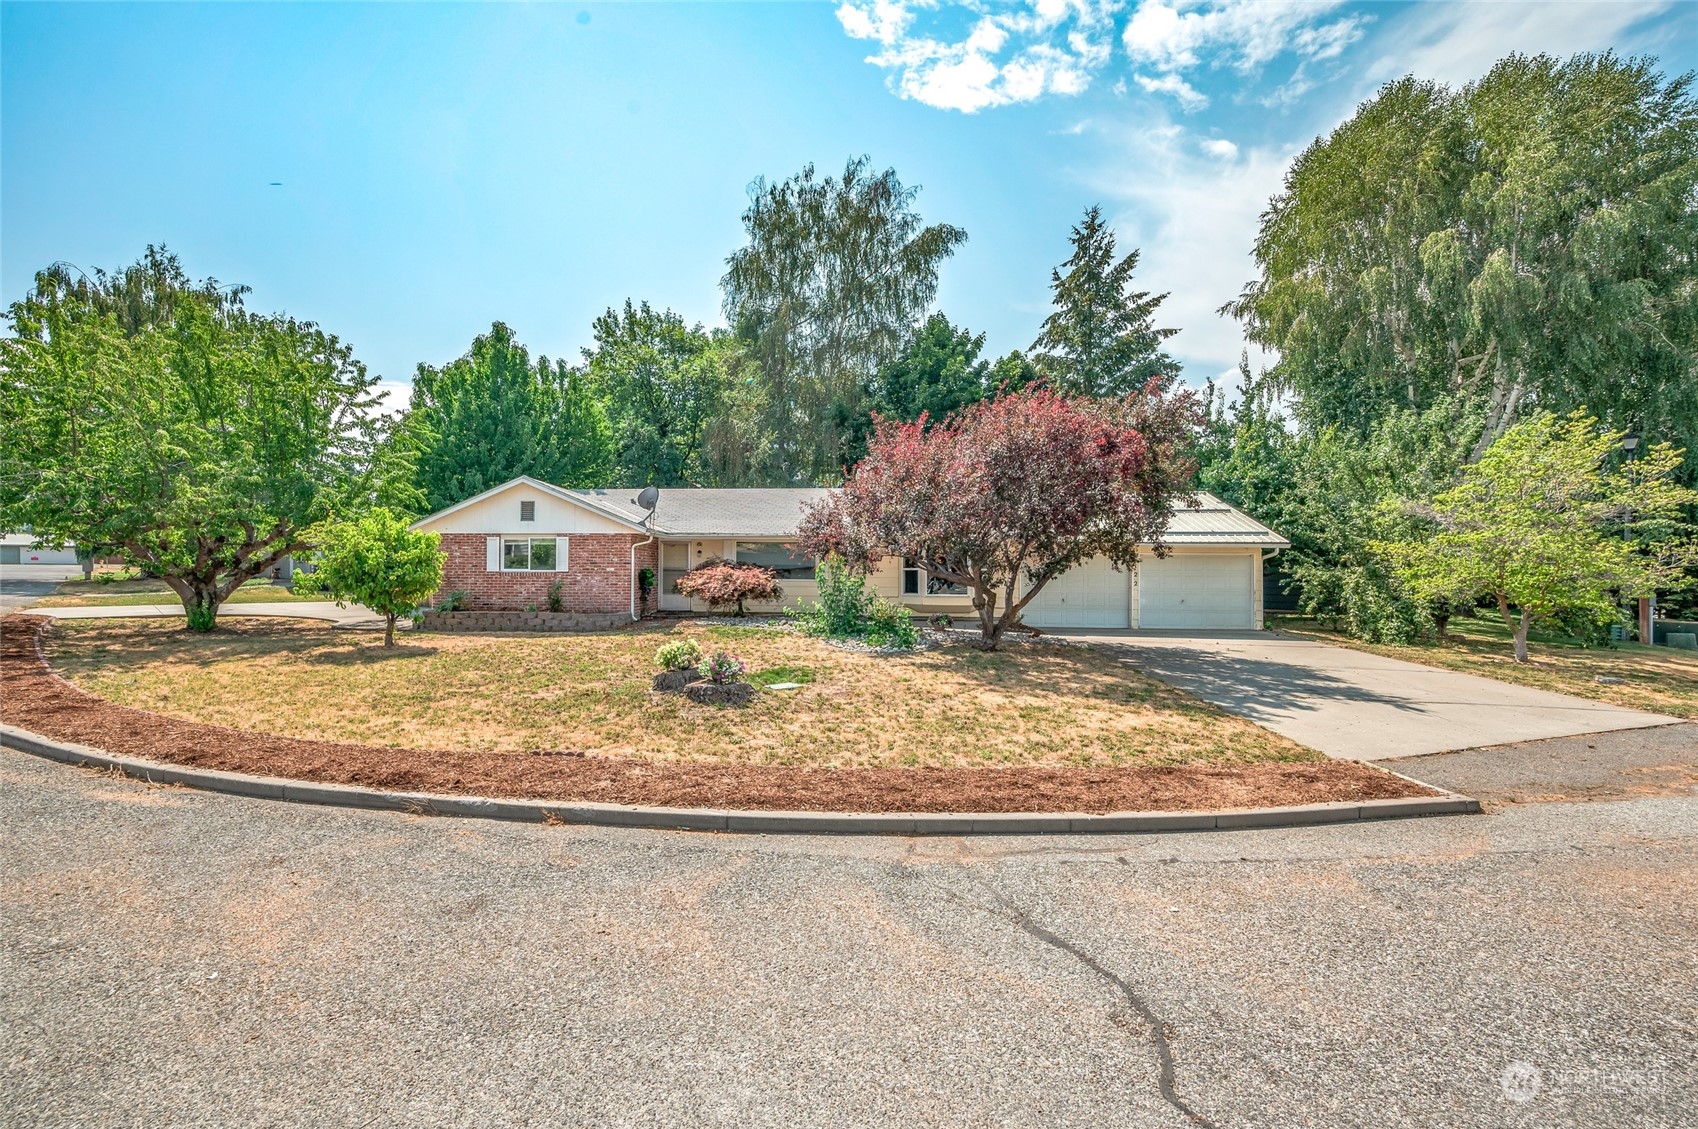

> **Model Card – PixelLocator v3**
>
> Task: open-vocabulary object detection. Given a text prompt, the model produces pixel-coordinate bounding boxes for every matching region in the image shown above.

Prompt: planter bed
[1,615,1435,814]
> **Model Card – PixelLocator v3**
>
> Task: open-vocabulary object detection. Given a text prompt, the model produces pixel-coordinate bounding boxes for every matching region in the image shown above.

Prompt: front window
[902,557,967,597]
[503,537,559,571]
[735,542,815,580]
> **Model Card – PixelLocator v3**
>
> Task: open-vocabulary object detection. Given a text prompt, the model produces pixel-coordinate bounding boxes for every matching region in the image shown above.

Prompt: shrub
[865,599,919,649]
[812,555,871,636]
[789,554,919,650]
[698,650,746,684]
[547,580,564,613]
[655,639,704,671]
[435,590,468,612]
[638,567,657,597]
[929,613,953,629]
[674,560,782,616]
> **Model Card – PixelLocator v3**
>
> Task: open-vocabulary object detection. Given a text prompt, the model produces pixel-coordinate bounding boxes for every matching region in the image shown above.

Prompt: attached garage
[1137,552,1256,630]
[1014,494,1286,632]
[1022,556,1131,628]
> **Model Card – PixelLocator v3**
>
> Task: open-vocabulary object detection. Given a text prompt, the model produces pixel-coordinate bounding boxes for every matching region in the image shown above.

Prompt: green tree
[409,322,612,510]
[295,508,446,647]
[585,301,740,486]
[722,156,968,484]
[1,248,387,631]
[1031,205,1181,397]
[873,312,990,425]
[1376,412,1698,661]
[1228,53,1698,464]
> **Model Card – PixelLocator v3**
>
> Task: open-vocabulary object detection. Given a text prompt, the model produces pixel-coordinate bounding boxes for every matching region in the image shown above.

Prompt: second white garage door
[1022,556,1131,628]
[1137,552,1254,629]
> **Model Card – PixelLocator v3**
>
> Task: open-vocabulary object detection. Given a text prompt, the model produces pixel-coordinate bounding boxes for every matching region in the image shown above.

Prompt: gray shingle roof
[566,487,836,539]
[569,486,1285,545]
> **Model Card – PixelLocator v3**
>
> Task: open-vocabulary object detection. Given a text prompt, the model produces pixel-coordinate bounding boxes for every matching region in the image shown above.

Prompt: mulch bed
[1,615,1435,814]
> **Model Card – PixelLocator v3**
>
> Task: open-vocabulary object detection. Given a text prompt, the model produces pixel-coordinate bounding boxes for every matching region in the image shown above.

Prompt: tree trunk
[385,613,397,647]
[1494,591,1524,661]
[178,579,222,632]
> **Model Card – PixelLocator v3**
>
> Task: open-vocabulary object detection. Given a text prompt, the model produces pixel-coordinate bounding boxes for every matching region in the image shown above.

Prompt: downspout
[631,525,656,622]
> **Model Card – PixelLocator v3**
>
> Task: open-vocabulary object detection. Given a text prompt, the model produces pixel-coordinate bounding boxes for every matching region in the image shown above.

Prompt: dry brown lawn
[45,618,1315,769]
[1271,615,1698,720]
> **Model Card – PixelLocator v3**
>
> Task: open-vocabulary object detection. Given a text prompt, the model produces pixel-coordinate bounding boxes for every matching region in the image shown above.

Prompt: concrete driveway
[3,748,1694,1128]
[1059,631,1677,759]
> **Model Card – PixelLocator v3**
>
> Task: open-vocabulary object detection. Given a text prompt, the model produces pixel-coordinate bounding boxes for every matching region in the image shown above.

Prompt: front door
[659,542,692,611]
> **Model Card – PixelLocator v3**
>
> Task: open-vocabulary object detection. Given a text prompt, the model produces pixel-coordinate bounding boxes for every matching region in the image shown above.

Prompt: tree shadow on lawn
[1081,638,1425,724]
[44,619,440,672]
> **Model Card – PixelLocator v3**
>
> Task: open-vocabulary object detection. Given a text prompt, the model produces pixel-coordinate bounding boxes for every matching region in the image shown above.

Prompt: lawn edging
[0,722,1480,835]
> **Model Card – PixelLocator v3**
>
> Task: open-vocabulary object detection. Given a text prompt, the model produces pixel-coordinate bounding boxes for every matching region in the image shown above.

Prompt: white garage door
[1022,556,1131,629]
[1138,553,1254,629]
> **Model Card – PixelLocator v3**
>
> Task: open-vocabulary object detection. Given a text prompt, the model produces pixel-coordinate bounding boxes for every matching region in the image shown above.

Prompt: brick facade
[435,533,659,615]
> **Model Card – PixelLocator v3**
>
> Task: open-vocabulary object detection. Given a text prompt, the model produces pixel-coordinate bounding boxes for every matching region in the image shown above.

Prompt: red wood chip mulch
[1,615,1434,814]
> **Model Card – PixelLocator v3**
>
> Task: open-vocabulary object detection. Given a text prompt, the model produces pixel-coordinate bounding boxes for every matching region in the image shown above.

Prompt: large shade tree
[408,322,612,510]
[1031,205,1182,398]
[722,156,967,484]
[797,386,1200,649]
[1,248,390,630]
[1227,52,1698,463]
[584,300,744,486]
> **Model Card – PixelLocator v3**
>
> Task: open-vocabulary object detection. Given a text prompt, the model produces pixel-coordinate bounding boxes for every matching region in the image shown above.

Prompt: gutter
[631,527,656,622]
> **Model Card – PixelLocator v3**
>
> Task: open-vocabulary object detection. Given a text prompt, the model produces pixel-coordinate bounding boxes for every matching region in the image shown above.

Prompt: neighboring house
[410,476,1289,630]
[0,533,79,566]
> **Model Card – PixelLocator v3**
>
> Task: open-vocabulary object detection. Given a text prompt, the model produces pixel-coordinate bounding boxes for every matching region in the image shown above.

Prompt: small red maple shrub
[674,561,783,616]
[798,384,1199,648]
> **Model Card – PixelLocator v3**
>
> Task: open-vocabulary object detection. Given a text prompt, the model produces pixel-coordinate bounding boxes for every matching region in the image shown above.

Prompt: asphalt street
[4,748,1694,1128]
[0,564,82,614]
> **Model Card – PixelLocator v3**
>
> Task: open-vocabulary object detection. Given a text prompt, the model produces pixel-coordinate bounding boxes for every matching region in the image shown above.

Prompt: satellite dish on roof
[635,485,660,513]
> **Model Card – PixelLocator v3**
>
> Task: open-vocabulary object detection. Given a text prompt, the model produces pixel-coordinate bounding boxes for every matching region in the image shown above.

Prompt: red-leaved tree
[797,385,1199,649]
[674,560,783,616]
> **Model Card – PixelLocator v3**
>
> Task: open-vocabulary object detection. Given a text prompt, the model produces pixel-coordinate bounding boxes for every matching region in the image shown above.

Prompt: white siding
[418,484,634,535]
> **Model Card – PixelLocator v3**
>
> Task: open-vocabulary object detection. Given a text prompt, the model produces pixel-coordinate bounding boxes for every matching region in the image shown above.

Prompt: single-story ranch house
[411,476,1289,631]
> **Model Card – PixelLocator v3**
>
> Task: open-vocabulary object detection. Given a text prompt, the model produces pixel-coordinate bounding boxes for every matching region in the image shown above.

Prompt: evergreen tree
[408,322,612,511]
[1031,205,1181,397]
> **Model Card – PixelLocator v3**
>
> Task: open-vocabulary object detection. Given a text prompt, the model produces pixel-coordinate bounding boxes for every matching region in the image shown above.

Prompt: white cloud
[836,0,1123,112]
[835,0,913,45]
[1133,71,1208,110]
[1362,0,1674,89]
[1080,119,1293,378]
[1123,0,1366,106]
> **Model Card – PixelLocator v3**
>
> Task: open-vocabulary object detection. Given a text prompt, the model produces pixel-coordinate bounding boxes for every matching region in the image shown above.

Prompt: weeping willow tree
[1227,52,1698,467]
[721,156,967,484]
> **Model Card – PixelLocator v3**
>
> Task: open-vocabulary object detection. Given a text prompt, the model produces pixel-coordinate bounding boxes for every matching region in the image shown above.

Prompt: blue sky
[5,1,1694,406]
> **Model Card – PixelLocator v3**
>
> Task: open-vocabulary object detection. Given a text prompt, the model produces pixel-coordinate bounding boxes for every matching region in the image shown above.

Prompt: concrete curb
[0,722,1480,836]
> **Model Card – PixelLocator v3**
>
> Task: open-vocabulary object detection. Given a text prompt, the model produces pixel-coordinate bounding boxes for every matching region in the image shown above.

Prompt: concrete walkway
[1057,630,1677,759]
[25,601,385,628]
